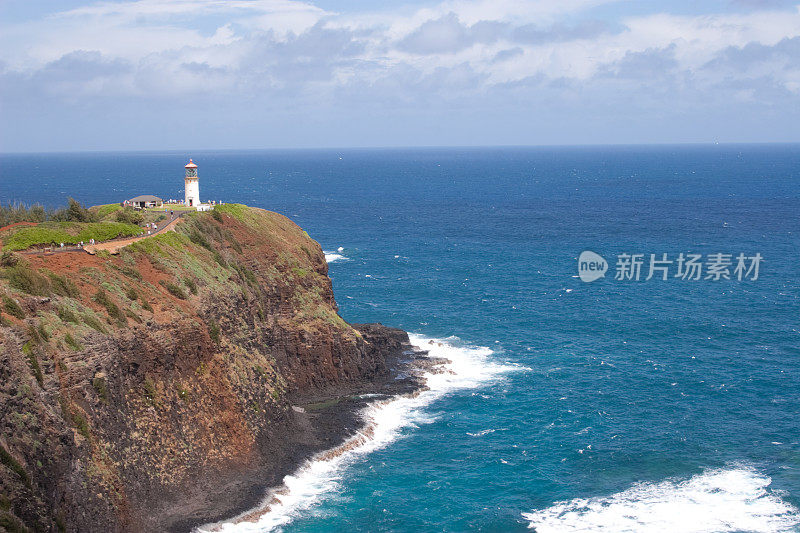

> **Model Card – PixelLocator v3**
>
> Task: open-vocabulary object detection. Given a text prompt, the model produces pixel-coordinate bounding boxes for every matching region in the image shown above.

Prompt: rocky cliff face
[0,205,410,532]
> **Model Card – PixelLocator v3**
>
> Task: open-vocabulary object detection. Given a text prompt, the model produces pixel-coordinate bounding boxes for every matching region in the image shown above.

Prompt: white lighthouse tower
[184,159,200,207]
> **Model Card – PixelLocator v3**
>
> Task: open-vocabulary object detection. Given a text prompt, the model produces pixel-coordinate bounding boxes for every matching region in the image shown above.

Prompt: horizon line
[2,141,800,156]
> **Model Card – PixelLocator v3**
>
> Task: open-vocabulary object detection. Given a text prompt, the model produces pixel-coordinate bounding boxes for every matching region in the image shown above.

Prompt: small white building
[127,195,163,209]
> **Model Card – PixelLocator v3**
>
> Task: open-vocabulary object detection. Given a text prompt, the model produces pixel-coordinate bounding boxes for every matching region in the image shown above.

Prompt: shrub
[4,264,51,295]
[143,377,158,407]
[188,230,212,251]
[69,409,91,440]
[125,309,142,323]
[211,208,223,222]
[115,208,144,225]
[2,295,24,319]
[125,287,138,301]
[184,277,198,295]
[92,377,108,403]
[22,342,43,386]
[64,333,82,351]
[141,300,153,312]
[0,444,29,485]
[121,266,142,280]
[36,323,49,342]
[208,319,220,343]
[213,251,227,267]
[47,272,79,298]
[82,314,107,333]
[57,306,78,324]
[67,198,93,223]
[0,250,20,267]
[159,280,186,299]
[93,289,126,325]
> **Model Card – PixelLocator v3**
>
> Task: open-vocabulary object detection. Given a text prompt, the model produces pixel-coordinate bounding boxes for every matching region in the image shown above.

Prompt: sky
[1,0,800,151]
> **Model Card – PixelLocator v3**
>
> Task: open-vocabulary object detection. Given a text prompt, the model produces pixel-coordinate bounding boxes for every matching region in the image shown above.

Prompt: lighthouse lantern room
[184,159,200,207]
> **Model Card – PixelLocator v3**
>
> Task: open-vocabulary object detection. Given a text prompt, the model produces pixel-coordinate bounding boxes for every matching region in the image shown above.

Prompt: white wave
[523,467,800,533]
[323,251,347,263]
[198,334,521,533]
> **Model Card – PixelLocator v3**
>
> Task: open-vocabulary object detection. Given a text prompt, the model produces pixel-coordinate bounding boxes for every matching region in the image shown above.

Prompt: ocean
[2,145,799,532]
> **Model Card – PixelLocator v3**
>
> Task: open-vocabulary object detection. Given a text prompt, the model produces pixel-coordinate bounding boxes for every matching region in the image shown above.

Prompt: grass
[3,221,142,251]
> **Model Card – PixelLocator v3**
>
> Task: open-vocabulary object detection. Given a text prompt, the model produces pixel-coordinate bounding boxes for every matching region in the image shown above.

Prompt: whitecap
[323,251,347,263]
[199,334,521,533]
[522,467,799,533]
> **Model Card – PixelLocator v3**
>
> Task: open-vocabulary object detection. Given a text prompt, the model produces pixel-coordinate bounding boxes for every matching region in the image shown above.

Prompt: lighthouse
[184,159,200,207]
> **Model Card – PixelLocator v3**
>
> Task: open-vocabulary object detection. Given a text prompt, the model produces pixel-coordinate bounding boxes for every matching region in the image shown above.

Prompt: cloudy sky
[2,0,800,151]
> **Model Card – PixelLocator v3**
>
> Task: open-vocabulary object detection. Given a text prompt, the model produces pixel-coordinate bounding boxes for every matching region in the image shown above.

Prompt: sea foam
[323,250,347,263]
[522,467,800,533]
[197,334,520,533]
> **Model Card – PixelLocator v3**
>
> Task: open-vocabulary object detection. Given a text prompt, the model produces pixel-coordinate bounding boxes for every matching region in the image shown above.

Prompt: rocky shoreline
[182,325,450,533]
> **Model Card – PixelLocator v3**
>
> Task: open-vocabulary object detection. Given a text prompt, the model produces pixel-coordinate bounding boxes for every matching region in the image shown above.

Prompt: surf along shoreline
[173,326,446,533]
[194,332,518,533]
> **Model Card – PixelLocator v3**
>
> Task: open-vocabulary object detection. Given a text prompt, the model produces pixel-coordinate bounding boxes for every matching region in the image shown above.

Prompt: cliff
[0,205,413,532]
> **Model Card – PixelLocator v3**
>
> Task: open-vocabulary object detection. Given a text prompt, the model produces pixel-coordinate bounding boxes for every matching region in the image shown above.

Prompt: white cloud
[2,0,800,146]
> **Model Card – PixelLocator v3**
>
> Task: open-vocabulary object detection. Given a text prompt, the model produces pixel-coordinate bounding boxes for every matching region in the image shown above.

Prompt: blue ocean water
[2,145,799,532]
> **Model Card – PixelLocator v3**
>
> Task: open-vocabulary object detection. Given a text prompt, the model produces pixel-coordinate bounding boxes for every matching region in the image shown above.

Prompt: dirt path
[84,215,184,255]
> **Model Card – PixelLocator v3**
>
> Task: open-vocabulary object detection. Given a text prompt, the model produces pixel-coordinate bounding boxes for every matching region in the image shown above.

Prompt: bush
[159,280,186,299]
[2,295,24,319]
[69,409,91,440]
[64,333,82,351]
[141,300,153,313]
[36,323,50,342]
[184,277,197,295]
[0,443,29,485]
[66,198,94,223]
[0,250,20,267]
[93,289,126,325]
[126,287,138,301]
[121,266,142,280]
[92,377,108,403]
[209,319,220,343]
[125,309,142,323]
[22,342,43,386]
[115,208,144,225]
[82,314,107,333]
[57,306,78,324]
[143,377,158,407]
[211,208,223,222]
[47,272,79,298]
[4,264,51,295]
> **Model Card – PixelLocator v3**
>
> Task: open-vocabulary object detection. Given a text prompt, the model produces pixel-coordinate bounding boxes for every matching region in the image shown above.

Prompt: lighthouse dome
[185,159,197,169]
